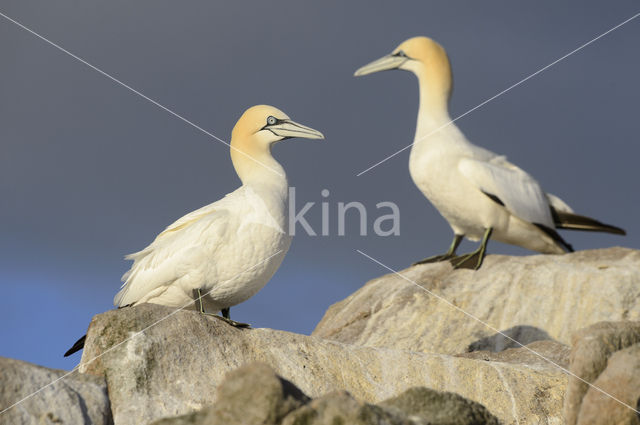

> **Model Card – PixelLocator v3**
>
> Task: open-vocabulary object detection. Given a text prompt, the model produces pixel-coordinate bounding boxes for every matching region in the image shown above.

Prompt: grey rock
[313,248,640,355]
[0,356,112,425]
[152,362,309,425]
[77,303,565,425]
[563,321,640,425]
[151,411,201,425]
[281,390,410,425]
[155,366,502,425]
[379,387,501,425]
[467,326,553,353]
[576,343,640,425]
[207,362,310,424]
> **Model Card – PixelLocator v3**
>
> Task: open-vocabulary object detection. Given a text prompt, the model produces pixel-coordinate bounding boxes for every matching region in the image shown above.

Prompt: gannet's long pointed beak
[354,54,407,77]
[269,119,324,140]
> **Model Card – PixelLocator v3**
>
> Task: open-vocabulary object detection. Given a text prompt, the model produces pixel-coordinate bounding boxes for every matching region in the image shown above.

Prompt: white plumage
[113,104,323,315]
[65,105,322,356]
[355,36,624,269]
[114,186,288,311]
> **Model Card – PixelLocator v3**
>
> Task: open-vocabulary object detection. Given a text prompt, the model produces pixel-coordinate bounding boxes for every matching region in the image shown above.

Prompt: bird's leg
[193,289,250,328]
[413,234,463,265]
[450,228,493,270]
[193,288,206,313]
[219,307,249,327]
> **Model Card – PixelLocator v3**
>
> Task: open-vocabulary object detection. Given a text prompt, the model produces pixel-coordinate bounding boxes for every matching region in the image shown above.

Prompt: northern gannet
[64,105,323,356]
[355,36,625,270]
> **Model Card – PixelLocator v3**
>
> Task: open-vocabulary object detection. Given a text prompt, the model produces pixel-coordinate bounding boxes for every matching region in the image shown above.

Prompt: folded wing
[114,205,229,307]
[458,156,554,227]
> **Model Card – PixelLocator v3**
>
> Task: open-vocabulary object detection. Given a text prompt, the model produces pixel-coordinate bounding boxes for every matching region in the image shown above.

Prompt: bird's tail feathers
[64,334,86,357]
[113,286,129,307]
[552,210,626,235]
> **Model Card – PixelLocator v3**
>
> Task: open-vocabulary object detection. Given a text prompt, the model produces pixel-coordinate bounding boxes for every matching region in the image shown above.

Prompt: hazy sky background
[1,1,639,371]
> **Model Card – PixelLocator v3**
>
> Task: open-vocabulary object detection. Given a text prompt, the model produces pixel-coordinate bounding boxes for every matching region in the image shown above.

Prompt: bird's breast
[409,143,495,236]
[197,186,292,308]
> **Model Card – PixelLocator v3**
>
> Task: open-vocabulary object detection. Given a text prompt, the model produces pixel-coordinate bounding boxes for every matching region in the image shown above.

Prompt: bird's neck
[231,143,288,193]
[232,146,289,232]
[414,65,453,138]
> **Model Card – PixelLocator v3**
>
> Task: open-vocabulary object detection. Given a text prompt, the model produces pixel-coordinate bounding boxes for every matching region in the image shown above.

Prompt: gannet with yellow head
[65,105,323,356]
[355,37,624,269]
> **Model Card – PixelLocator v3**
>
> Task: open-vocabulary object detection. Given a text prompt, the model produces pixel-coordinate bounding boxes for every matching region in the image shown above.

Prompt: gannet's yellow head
[230,105,324,181]
[232,105,323,146]
[355,36,450,77]
[354,37,452,105]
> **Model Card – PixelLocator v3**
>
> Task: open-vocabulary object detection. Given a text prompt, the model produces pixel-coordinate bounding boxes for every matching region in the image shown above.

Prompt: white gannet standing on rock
[64,105,323,356]
[355,36,625,270]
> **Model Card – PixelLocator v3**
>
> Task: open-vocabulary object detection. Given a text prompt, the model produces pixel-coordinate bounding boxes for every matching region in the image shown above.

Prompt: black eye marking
[261,116,288,133]
[393,50,408,58]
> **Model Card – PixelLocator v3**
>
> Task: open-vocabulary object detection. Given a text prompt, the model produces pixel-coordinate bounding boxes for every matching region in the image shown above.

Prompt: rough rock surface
[153,362,501,425]
[378,387,501,425]
[564,321,640,425]
[457,340,571,369]
[313,248,640,355]
[282,390,409,425]
[0,356,112,425]
[577,344,640,425]
[78,303,566,425]
[152,362,310,425]
[9,249,638,424]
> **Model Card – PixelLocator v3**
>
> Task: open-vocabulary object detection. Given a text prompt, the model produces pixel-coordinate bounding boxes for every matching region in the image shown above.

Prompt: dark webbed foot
[193,290,250,328]
[450,251,483,270]
[413,234,463,266]
[202,312,251,328]
[449,228,492,271]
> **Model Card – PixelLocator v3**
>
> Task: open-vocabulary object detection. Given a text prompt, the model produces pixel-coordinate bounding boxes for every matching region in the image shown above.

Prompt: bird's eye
[394,50,408,58]
[266,116,277,126]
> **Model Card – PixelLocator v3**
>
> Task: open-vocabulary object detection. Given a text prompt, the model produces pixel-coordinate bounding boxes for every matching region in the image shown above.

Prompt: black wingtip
[534,223,574,253]
[481,190,505,207]
[64,334,86,357]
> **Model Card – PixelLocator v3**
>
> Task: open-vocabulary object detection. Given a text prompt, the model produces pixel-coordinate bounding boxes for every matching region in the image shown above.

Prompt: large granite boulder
[313,248,640,355]
[564,321,640,425]
[78,303,565,425]
[8,248,638,424]
[0,357,112,425]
